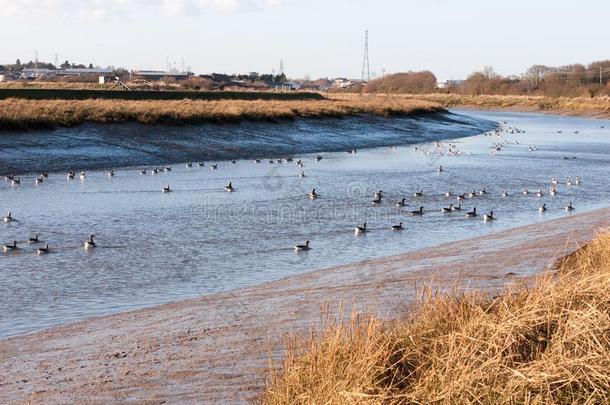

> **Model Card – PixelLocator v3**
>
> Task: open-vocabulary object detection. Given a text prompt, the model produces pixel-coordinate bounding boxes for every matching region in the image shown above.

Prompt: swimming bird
[299,171,306,178]
[483,211,495,221]
[162,185,172,193]
[84,235,96,249]
[413,191,423,197]
[309,189,318,199]
[11,177,20,186]
[374,190,383,199]
[410,206,424,216]
[539,204,547,213]
[479,188,487,195]
[457,193,466,201]
[466,207,477,217]
[566,178,572,186]
[3,211,12,223]
[316,155,323,162]
[451,204,462,211]
[3,240,18,252]
[551,178,558,185]
[198,162,206,167]
[294,240,310,251]
[67,171,75,180]
[224,182,234,192]
[152,168,160,174]
[575,176,581,185]
[140,169,147,175]
[391,222,404,231]
[80,171,86,179]
[371,194,382,205]
[164,167,172,172]
[355,222,368,234]
[37,244,49,255]
[441,204,453,213]
[445,190,453,197]
[523,188,529,195]
[565,202,574,212]
[396,198,407,207]
[501,190,509,198]
[437,165,444,173]
[36,176,44,185]
[107,169,115,177]
[549,187,557,196]
[231,160,237,164]
[186,163,193,168]
[28,234,40,243]
[536,189,544,197]
[253,159,260,164]
[211,164,218,170]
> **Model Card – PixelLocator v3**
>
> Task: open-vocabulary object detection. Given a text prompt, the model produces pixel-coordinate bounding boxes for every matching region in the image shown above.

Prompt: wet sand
[1,207,609,404]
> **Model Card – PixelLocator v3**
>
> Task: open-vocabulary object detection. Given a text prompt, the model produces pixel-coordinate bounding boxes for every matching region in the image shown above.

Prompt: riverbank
[0,96,442,130]
[1,206,609,404]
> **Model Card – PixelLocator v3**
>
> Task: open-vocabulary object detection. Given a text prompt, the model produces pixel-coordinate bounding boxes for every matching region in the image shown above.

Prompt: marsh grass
[0,97,442,130]
[262,233,610,404]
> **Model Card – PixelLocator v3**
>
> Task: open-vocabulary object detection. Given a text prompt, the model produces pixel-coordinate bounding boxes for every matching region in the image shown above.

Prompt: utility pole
[361,29,370,82]
[601,66,603,88]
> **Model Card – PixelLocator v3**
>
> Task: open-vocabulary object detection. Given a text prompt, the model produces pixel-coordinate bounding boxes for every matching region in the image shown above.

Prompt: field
[262,233,610,404]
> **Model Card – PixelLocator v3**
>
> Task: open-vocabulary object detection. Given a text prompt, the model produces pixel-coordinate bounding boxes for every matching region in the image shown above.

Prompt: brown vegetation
[0,96,443,130]
[364,71,438,94]
[262,233,610,404]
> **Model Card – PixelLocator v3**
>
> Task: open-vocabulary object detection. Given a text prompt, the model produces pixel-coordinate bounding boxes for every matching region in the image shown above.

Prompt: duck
[396,198,407,207]
[162,185,172,193]
[152,168,159,174]
[410,206,424,216]
[501,190,509,198]
[198,162,206,167]
[355,222,368,234]
[565,202,574,212]
[140,169,147,175]
[308,189,318,199]
[522,188,529,195]
[3,240,18,252]
[3,211,12,223]
[413,191,424,197]
[316,155,323,162]
[536,189,544,197]
[391,222,404,231]
[566,178,572,186]
[231,160,237,164]
[107,169,115,177]
[80,171,86,179]
[539,204,547,213]
[164,166,172,172]
[224,182,234,192]
[575,176,581,185]
[374,190,383,199]
[451,204,462,211]
[466,207,477,217]
[84,235,96,249]
[468,190,477,198]
[437,165,444,173]
[371,195,382,205]
[28,234,40,243]
[253,159,260,164]
[4,174,14,182]
[479,188,487,195]
[211,164,218,170]
[445,190,453,197]
[67,171,75,180]
[35,176,44,185]
[483,211,495,221]
[186,162,193,168]
[299,171,306,178]
[551,178,558,185]
[11,177,20,186]
[441,204,453,213]
[294,240,310,251]
[268,159,274,164]
[549,187,557,196]
[457,193,466,201]
[37,244,50,255]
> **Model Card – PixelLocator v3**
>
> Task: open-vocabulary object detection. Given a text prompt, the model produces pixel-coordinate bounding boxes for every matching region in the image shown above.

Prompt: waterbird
[198,162,205,167]
[575,176,581,185]
[294,240,310,251]
[253,159,260,164]
[35,176,44,185]
[410,206,424,216]
[451,204,462,211]
[162,185,172,193]
[437,165,443,173]
[37,244,49,255]
[483,211,495,222]
[536,189,544,197]
[211,164,218,170]
[441,204,453,213]
[140,169,147,175]
[186,163,193,168]
[41,172,48,178]
[565,202,574,212]
[550,187,557,196]
[391,222,404,231]
[413,191,423,197]
[107,169,115,177]
[3,211,12,223]
[445,190,453,197]
[164,167,172,172]
[28,234,40,243]
[457,193,465,201]
[466,207,477,217]
[523,188,529,195]
[501,190,509,198]
[67,171,75,180]
[371,195,382,205]
[84,235,96,249]
[80,171,86,179]
[11,177,20,186]
[316,155,323,161]
[308,189,318,199]
[354,222,368,234]
[566,178,572,186]
[539,204,547,213]
[396,198,407,207]
[468,190,477,198]
[479,187,487,195]
[299,171,306,178]
[231,160,237,164]
[3,240,18,252]
[551,178,558,185]
[224,182,234,192]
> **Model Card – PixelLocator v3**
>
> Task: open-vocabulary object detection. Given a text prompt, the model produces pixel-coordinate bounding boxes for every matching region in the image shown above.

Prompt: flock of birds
[1,120,593,255]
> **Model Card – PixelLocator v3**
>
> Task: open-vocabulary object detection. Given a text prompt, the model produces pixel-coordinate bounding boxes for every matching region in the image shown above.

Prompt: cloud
[0,0,282,18]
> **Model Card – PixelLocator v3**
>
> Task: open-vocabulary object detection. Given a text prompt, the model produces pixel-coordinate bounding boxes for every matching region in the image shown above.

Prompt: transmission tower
[361,29,370,82]
[279,59,284,75]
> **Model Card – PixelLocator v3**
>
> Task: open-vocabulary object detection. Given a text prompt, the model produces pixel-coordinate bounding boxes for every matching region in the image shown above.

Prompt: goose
[410,206,424,216]
[468,189,477,198]
[67,171,75,180]
[574,130,579,135]
[371,196,382,205]
[163,166,171,172]
[566,178,572,186]
[162,185,172,193]
[391,222,404,231]
[198,162,205,167]
[35,176,44,185]
[224,182,234,192]
[451,204,462,211]
[294,240,310,251]
[479,188,487,195]
[551,178,558,185]
[522,188,529,195]
[4,174,14,182]
[231,160,237,164]
[396,198,407,207]
[84,235,96,249]
[186,163,193,168]
[299,171,306,178]
[107,170,115,177]
[308,189,318,199]
[11,177,20,186]
[140,169,147,175]
[3,211,12,223]
[37,244,49,255]
[539,204,547,213]
[316,155,323,162]
[457,194,466,201]
[483,211,495,221]
[501,190,509,198]
[276,159,282,164]
[557,130,563,134]
[41,172,48,178]
[565,202,574,212]
[437,165,444,173]
[441,204,453,213]
[549,187,557,196]
[3,240,18,252]
[536,189,544,197]
[466,207,477,217]
[211,164,218,170]
[445,190,453,197]
[153,168,161,174]
[268,160,274,164]
[28,234,40,243]
[253,159,260,164]
[373,190,383,199]
[413,191,423,197]
[354,222,368,234]
[575,176,581,185]
[80,171,86,179]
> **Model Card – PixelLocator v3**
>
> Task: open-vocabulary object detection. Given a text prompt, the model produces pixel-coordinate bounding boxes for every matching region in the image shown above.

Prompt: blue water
[1,110,609,338]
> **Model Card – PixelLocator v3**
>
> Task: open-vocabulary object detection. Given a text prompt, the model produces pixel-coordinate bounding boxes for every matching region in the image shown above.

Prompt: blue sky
[1,0,608,79]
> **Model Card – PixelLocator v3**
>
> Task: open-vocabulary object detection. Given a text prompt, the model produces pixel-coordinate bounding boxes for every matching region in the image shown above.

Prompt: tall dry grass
[262,233,610,404]
[0,97,442,130]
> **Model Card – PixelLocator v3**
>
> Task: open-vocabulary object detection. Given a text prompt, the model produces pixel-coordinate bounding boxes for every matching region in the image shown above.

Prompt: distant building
[0,73,17,82]
[20,68,57,79]
[56,68,114,76]
[271,81,302,91]
[130,70,191,81]
[331,78,362,88]
[437,79,465,89]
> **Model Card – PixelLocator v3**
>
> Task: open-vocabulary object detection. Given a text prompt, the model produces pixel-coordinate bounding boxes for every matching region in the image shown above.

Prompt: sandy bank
[1,207,609,404]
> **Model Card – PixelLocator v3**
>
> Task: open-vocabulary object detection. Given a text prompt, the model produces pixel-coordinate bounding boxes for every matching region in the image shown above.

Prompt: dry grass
[0,96,442,130]
[334,93,610,118]
[262,233,610,404]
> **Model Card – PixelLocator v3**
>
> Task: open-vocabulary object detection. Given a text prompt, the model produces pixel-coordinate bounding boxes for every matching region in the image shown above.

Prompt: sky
[0,0,609,80]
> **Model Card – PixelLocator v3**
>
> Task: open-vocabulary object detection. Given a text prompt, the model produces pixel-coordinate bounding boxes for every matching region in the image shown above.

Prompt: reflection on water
[1,110,609,338]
